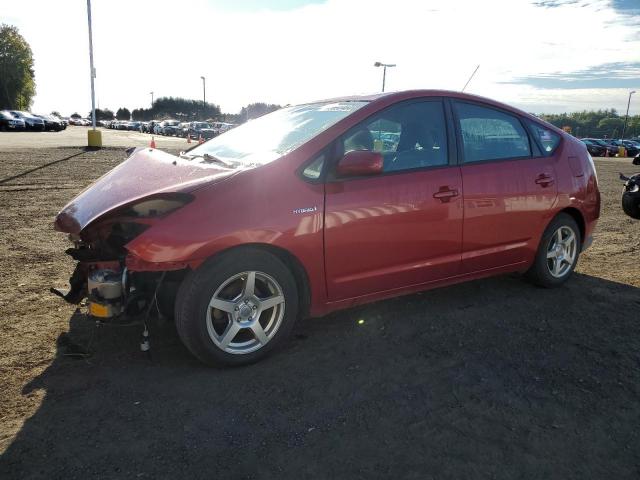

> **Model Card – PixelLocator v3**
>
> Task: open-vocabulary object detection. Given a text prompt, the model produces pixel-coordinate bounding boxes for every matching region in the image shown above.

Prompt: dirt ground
[0,147,638,479]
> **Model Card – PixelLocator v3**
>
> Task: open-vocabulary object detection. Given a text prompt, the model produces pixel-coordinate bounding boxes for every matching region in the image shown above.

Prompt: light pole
[200,76,206,114]
[621,90,636,141]
[374,62,396,92]
[150,91,154,108]
[86,0,101,147]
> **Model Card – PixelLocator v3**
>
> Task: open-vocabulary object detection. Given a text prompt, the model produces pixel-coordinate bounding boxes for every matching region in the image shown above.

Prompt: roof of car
[305,89,564,134]
[309,89,516,105]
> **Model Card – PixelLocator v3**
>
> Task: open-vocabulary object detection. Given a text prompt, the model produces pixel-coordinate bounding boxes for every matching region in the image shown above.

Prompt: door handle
[535,174,554,187]
[433,187,459,203]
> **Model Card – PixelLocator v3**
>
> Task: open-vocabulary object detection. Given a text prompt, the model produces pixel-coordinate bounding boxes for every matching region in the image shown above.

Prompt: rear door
[324,99,463,301]
[452,101,558,273]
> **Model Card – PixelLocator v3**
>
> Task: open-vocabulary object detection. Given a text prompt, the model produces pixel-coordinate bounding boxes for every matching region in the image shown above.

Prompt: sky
[1,0,639,117]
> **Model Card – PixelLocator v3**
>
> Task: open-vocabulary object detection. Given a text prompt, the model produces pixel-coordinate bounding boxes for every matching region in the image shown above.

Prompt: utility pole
[86,0,101,147]
[200,76,206,115]
[621,90,636,141]
[374,62,396,92]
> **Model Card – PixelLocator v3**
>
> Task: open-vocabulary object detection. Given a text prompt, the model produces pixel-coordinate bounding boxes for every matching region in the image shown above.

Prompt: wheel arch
[557,207,585,245]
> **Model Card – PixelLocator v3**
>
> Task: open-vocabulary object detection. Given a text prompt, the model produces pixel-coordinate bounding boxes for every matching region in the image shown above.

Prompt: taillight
[586,153,598,184]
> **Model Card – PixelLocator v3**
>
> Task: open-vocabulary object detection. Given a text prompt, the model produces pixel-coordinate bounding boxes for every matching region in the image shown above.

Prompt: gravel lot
[0,144,638,479]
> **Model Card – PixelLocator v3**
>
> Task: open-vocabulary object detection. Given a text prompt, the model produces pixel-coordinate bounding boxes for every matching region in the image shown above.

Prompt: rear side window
[526,120,561,156]
[454,102,531,163]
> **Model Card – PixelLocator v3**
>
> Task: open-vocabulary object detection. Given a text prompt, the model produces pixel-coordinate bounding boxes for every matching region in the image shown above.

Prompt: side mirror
[336,150,383,177]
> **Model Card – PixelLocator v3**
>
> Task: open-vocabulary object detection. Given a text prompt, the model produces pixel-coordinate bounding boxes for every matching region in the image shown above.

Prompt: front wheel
[526,213,581,287]
[175,248,299,366]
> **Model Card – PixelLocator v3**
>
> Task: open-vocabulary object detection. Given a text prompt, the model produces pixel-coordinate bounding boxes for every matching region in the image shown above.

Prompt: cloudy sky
[2,0,639,116]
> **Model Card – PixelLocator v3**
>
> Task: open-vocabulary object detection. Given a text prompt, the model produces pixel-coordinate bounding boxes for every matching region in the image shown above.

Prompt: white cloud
[2,0,639,116]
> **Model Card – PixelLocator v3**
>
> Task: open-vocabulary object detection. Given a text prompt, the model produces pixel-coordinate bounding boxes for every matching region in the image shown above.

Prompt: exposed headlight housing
[123,193,193,219]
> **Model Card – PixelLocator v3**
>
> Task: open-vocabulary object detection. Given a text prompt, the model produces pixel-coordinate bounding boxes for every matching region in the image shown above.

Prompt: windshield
[186,101,368,165]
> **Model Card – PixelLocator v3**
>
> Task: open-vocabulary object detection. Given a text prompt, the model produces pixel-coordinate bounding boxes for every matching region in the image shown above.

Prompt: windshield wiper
[179,152,236,167]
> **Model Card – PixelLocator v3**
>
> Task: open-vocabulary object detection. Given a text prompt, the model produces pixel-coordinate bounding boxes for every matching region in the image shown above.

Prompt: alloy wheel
[546,226,578,278]
[206,271,285,354]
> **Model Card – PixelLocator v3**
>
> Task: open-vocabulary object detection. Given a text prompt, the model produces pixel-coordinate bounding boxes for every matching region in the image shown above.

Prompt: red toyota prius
[54,90,600,366]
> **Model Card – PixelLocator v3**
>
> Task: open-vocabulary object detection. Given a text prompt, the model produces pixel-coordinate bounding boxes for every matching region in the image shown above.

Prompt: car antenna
[461,64,480,92]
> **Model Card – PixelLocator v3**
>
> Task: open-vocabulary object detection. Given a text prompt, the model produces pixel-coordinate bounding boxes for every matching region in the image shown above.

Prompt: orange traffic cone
[187,134,191,144]
[198,135,204,144]
[150,137,156,149]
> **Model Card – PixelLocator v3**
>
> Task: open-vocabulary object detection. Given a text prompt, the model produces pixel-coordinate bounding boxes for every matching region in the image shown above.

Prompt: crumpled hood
[54,148,237,234]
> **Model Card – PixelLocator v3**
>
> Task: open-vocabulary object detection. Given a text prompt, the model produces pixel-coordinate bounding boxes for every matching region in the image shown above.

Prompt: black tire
[175,248,299,366]
[525,213,581,288]
[622,191,640,219]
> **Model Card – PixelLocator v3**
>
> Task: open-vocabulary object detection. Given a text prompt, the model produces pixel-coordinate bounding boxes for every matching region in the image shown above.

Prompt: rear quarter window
[454,102,531,163]
[526,120,561,156]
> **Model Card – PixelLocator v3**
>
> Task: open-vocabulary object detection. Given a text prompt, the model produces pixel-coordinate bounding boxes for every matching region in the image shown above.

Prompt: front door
[324,99,463,301]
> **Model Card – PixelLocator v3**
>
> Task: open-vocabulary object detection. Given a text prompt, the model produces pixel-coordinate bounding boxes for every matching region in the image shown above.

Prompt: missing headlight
[122,193,193,218]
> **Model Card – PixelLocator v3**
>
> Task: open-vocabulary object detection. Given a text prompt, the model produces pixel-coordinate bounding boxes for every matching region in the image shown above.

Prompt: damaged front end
[51,147,237,322]
[52,193,193,321]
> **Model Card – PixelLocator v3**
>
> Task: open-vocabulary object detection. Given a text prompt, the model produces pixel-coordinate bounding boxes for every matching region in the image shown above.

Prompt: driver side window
[340,100,448,173]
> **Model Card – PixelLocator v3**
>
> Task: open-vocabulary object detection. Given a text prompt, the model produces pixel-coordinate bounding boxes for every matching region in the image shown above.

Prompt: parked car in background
[211,122,235,135]
[128,121,142,131]
[580,139,606,157]
[35,114,65,131]
[188,121,216,139]
[52,115,68,128]
[162,120,182,136]
[144,120,160,133]
[177,122,190,137]
[157,119,180,135]
[0,111,26,131]
[139,122,149,133]
[69,117,84,126]
[608,140,640,157]
[581,138,617,156]
[53,90,600,366]
[9,111,45,130]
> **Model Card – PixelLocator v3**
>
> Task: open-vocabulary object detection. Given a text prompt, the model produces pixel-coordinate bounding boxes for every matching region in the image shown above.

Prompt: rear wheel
[175,248,298,366]
[526,213,581,287]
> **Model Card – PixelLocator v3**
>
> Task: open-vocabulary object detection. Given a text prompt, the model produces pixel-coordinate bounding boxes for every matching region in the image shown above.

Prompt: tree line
[537,109,640,139]
[79,100,282,124]
[0,24,35,110]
